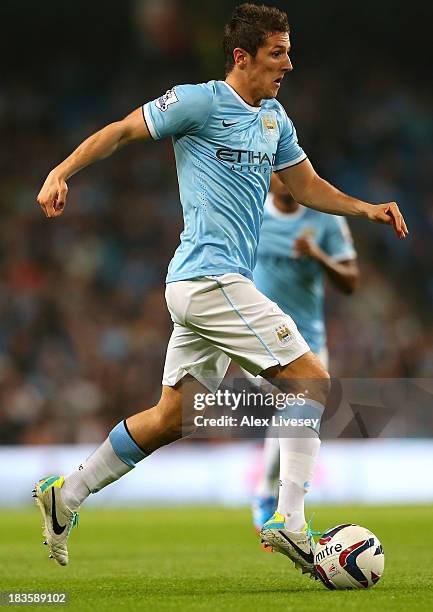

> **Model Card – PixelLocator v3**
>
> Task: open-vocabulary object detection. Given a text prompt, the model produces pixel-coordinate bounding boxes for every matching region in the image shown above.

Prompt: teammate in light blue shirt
[255,173,358,354]
[252,173,359,531]
[142,80,306,282]
[36,3,407,575]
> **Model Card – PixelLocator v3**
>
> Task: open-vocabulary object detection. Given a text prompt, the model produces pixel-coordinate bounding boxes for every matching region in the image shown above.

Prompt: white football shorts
[162,273,310,393]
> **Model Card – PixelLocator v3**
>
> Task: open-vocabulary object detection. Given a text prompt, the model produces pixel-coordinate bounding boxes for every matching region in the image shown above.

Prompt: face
[246,32,293,100]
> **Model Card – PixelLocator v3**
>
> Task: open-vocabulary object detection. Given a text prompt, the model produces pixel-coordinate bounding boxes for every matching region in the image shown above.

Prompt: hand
[366,202,408,239]
[36,171,68,218]
[293,236,323,260]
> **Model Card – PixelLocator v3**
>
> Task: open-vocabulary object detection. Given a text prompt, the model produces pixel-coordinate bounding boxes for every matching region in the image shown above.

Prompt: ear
[232,47,249,69]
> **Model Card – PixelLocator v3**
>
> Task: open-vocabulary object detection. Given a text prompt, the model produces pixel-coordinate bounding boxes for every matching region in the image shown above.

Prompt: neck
[225,73,262,107]
[272,194,300,214]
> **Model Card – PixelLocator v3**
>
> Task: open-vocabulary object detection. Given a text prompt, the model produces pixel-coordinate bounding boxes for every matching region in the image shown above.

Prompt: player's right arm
[37,83,213,218]
[37,108,150,218]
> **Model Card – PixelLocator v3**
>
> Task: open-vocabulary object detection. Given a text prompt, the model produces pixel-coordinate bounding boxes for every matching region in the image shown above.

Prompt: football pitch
[1,506,432,611]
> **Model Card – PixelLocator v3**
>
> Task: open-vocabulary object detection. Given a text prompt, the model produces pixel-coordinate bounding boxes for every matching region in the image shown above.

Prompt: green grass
[0,506,432,611]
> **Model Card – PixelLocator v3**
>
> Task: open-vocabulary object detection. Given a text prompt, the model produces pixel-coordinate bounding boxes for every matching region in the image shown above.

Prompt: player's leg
[253,347,329,530]
[242,346,328,532]
[259,352,329,574]
[35,313,230,566]
[264,351,329,527]
[172,274,316,570]
[238,369,279,530]
[34,378,201,566]
[179,273,326,575]
[60,377,205,512]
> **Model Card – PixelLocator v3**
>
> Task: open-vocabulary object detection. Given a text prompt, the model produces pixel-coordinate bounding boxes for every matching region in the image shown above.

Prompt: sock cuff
[280,399,324,434]
[109,420,147,468]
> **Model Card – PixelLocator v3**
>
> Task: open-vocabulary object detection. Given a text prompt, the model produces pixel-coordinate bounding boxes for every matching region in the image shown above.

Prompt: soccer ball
[314,524,385,590]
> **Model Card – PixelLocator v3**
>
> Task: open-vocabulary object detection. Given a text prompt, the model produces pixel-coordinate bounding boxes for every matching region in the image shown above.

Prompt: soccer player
[34,4,407,575]
[251,172,359,531]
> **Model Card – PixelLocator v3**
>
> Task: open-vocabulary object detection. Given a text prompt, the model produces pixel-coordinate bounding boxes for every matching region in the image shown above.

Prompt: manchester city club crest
[275,322,293,346]
[261,112,279,141]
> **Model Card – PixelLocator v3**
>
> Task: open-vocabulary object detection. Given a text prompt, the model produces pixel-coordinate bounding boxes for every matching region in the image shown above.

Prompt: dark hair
[223,3,290,75]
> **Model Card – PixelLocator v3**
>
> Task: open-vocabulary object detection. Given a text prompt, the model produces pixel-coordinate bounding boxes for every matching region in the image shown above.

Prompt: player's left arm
[278,159,408,239]
[294,235,359,294]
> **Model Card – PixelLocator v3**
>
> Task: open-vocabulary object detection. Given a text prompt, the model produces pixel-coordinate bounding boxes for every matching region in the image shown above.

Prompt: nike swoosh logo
[51,488,67,535]
[279,531,314,564]
[222,120,239,127]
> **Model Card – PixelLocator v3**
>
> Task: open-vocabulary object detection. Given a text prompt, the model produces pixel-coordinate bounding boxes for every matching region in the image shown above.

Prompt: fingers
[55,184,68,213]
[294,236,309,249]
[386,202,408,239]
[293,237,316,259]
[37,196,57,218]
[385,204,401,236]
[373,202,408,239]
[53,195,66,214]
[36,195,50,217]
[36,180,68,218]
[37,198,65,218]
[397,208,409,237]
[293,239,307,256]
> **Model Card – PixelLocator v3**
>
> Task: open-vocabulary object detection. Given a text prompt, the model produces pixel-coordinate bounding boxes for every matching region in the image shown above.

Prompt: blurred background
[0,0,432,506]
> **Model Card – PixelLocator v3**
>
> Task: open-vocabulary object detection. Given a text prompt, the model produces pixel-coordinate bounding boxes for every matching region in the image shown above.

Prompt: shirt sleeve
[274,103,307,171]
[142,83,213,140]
[322,216,357,261]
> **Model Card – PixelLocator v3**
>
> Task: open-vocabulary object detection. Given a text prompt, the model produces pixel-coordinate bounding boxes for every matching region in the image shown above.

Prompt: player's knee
[314,369,331,406]
[264,353,331,406]
[303,362,330,405]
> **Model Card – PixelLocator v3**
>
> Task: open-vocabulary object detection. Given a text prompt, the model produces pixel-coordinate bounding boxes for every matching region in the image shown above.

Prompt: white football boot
[33,476,79,566]
[260,511,317,577]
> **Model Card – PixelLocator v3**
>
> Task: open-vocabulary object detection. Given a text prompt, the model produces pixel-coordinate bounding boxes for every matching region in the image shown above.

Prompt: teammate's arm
[37,108,149,218]
[278,159,408,239]
[294,235,359,294]
[320,258,359,294]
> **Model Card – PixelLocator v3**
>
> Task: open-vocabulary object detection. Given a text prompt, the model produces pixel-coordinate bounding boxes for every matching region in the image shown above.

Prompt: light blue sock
[109,420,148,467]
[279,398,324,435]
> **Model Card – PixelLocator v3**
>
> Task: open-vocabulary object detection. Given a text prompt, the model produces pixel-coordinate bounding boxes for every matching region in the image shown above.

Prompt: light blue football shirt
[254,195,356,352]
[142,81,306,282]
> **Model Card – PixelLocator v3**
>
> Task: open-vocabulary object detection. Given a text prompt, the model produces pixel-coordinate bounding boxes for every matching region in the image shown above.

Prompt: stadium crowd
[0,1,432,443]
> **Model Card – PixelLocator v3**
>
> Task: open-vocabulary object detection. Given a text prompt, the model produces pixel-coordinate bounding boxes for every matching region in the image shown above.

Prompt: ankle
[282,510,305,532]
